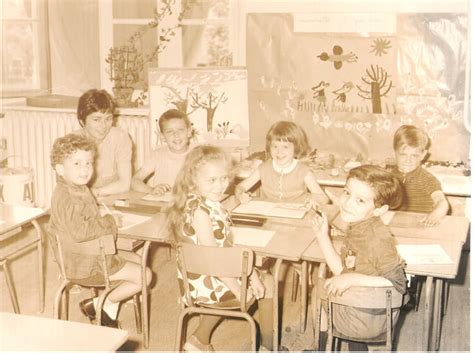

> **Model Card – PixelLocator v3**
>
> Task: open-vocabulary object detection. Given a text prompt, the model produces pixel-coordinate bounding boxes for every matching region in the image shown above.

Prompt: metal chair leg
[2,260,20,313]
[32,219,44,313]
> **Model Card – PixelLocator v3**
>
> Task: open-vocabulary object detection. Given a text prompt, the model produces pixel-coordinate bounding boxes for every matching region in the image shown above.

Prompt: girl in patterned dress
[168,145,274,351]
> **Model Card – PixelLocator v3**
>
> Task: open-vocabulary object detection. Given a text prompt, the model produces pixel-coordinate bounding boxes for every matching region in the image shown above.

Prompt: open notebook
[232,200,308,219]
[396,244,453,265]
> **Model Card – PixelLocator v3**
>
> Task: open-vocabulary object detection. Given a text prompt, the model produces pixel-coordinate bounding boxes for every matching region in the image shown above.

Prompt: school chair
[175,243,258,351]
[50,231,149,346]
[291,260,312,333]
[312,282,404,351]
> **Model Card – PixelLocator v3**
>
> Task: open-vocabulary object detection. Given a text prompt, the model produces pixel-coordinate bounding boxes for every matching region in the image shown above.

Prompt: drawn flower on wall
[369,38,392,57]
[375,116,392,131]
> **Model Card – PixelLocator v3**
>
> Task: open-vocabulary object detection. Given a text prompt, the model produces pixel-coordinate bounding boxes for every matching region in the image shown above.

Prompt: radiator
[2,108,150,209]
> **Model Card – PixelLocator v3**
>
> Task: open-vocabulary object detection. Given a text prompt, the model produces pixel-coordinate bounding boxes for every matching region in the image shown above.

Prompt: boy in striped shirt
[390,125,449,226]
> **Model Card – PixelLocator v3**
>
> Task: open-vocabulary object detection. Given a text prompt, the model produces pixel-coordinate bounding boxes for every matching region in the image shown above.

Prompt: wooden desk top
[0,312,128,351]
[0,204,47,235]
[117,212,170,243]
[302,236,464,279]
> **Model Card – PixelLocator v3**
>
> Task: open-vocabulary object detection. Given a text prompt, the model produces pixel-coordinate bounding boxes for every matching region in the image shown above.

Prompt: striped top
[390,166,442,213]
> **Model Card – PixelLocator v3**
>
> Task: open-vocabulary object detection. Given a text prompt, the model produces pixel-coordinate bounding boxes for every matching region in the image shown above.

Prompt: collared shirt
[390,166,442,213]
[340,216,407,294]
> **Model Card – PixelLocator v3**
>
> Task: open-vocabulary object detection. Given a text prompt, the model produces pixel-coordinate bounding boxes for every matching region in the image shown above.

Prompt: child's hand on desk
[420,209,445,227]
[236,190,254,204]
[324,273,353,296]
[311,211,329,240]
[150,183,171,195]
[304,194,322,211]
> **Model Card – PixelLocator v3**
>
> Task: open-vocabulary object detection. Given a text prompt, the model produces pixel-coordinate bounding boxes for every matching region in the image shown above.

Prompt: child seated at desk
[131,109,194,196]
[389,125,449,226]
[47,133,152,328]
[235,120,329,206]
[167,145,275,351]
[312,165,407,349]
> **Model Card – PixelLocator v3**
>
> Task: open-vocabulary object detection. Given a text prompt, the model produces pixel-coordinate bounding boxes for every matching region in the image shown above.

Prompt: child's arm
[324,272,393,296]
[192,208,247,300]
[304,171,329,208]
[235,169,261,203]
[421,190,449,227]
[311,213,343,275]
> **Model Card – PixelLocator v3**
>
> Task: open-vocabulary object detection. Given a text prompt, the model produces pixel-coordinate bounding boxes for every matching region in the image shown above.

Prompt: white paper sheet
[230,226,275,248]
[232,200,307,219]
[396,244,453,265]
[117,212,152,230]
[141,192,173,202]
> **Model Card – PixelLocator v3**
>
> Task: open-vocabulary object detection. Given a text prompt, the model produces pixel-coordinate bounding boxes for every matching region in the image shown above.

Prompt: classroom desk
[0,312,128,351]
[301,211,469,352]
[0,204,47,313]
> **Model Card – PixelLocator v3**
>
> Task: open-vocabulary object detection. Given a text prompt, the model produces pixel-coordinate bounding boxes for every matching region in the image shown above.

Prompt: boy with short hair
[312,165,407,347]
[131,109,194,195]
[390,125,449,226]
[47,133,151,328]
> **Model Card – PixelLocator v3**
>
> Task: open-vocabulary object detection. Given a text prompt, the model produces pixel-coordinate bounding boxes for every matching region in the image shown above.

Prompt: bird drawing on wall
[332,81,354,103]
[317,45,358,70]
[312,80,330,111]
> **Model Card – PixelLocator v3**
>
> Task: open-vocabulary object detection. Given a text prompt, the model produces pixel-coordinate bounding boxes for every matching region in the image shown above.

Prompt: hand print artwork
[149,68,250,149]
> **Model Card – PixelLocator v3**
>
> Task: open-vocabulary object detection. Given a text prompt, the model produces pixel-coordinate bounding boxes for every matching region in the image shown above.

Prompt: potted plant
[105,0,189,107]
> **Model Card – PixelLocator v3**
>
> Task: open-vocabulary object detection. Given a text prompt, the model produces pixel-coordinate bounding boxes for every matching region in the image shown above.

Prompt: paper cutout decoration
[312,81,330,111]
[356,65,393,114]
[317,45,358,70]
[370,38,392,57]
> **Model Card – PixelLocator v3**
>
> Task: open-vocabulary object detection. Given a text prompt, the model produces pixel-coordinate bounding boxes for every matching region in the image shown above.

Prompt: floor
[0,216,470,351]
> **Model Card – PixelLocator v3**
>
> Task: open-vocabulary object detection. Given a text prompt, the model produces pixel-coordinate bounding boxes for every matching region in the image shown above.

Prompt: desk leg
[32,220,44,313]
[141,241,151,349]
[273,258,283,350]
[300,260,308,333]
[433,279,443,351]
[423,276,434,351]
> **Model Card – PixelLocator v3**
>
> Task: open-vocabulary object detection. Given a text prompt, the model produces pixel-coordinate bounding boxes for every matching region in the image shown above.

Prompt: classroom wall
[245,11,470,164]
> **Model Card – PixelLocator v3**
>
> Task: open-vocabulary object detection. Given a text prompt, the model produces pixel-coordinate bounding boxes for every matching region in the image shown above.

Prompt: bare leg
[108,261,152,303]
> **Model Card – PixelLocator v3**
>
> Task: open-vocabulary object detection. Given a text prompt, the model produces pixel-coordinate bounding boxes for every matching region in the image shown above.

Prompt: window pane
[2,22,37,90]
[183,0,228,20]
[3,0,32,18]
[113,0,156,19]
[182,24,231,67]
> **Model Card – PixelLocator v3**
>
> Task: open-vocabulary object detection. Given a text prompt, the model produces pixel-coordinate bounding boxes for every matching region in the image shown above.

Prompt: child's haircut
[158,109,191,132]
[167,145,231,242]
[77,89,116,127]
[265,121,311,159]
[347,165,403,209]
[393,125,430,151]
[51,133,97,167]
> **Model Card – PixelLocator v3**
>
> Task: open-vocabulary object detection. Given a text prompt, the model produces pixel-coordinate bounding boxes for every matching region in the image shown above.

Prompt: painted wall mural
[246,13,469,163]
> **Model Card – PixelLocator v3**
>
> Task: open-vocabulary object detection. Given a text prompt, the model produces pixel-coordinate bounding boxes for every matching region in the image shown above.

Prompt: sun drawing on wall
[369,38,392,57]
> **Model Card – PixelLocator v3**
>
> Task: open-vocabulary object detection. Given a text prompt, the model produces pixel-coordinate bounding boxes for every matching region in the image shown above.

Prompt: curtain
[48,0,100,96]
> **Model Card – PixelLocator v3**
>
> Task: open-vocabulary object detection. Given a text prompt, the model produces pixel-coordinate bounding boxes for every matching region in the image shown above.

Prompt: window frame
[1,0,50,98]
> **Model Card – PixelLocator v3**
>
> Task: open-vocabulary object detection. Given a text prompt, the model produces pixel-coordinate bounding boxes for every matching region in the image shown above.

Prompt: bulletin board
[246,13,469,164]
[149,67,250,150]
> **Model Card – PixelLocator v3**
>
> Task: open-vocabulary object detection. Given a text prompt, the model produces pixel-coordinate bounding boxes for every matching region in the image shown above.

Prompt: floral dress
[177,194,236,305]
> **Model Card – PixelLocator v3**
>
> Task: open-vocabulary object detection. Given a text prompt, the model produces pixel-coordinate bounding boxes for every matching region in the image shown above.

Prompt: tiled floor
[0,216,470,351]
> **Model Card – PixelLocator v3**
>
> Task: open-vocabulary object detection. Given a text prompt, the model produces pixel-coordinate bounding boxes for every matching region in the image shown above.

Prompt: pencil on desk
[102,202,112,215]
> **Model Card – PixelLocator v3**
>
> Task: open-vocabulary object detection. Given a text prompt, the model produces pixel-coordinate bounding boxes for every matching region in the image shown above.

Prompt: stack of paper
[230,226,275,248]
[396,244,453,265]
[232,200,308,219]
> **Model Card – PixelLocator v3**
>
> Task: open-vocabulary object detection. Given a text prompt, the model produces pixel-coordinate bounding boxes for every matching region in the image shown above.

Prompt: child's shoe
[79,298,96,320]
[183,335,214,352]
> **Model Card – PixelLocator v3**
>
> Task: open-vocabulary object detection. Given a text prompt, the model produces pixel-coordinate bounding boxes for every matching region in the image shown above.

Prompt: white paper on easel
[232,200,307,219]
[230,226,275,248]
[396,244,453,265]
[118,213,152,230]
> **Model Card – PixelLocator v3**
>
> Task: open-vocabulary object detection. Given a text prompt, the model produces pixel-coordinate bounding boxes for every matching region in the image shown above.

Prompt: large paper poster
[149,68,250,150]
[246,13,469,163]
